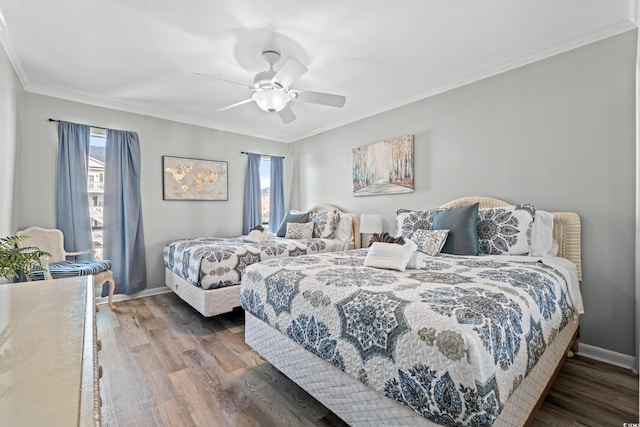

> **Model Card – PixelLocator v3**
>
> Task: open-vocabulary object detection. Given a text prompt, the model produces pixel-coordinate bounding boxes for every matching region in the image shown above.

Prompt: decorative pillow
[285,222,314,240]
[364,242,415,272]
[310,210,339,239]
[334,213,354,242]
[529,209,558,256]
[276,210,310,238]
[396,208,438,239]
[410,229,449,256]
[432,203,479,255]
[477,205,535,255]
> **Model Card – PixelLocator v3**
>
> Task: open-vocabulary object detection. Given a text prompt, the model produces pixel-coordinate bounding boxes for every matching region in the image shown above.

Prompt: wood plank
[168,367,231,426]
[98,293,638,427]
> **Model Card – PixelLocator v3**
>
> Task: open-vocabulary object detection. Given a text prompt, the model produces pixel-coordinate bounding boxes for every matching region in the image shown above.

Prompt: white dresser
[0,276,101,426]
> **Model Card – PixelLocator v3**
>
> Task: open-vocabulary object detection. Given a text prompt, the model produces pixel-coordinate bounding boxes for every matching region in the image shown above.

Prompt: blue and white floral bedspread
[164,237,348,290]
[240,249,582,426]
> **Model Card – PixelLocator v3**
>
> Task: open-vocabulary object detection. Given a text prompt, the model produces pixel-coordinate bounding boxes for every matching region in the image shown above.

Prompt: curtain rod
[241,151,285,159]
[48,118,108,131]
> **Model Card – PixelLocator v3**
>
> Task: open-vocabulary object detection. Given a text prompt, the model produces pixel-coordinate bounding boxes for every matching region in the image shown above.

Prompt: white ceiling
[0,1,636,143]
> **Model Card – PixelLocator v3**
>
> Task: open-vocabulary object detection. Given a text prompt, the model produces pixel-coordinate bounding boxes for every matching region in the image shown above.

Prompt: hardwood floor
[97,293,638,427]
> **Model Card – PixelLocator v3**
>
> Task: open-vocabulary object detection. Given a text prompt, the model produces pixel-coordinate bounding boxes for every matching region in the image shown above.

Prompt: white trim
[95,285,171,306]
[635,47,640,376]
[577,343,636,371]
[293,19,638,144]
[632,0,640,26]
[0,8,28,90]
[12,19,638,144]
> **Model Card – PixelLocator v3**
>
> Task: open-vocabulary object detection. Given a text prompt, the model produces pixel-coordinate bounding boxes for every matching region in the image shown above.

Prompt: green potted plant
[0,235,50,281]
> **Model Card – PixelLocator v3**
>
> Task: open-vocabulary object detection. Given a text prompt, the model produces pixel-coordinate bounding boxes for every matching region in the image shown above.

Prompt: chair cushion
[28,260,112,280]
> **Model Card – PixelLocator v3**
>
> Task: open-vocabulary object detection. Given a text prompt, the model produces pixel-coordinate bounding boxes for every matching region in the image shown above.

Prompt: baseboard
[95,285,172,305]
[577,343,637,371]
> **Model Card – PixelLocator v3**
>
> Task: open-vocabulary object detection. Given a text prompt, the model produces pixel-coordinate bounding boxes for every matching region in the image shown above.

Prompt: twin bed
[164,204,361,316]
[240,197,583,426]
[164,196,583,426]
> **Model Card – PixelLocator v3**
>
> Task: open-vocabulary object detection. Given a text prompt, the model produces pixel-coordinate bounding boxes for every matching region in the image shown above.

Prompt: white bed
[164,204,361,317]
[242,197,583,426]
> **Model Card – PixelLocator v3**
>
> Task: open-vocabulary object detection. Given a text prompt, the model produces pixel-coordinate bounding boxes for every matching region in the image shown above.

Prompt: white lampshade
[253,90,290,112]
[359,214,383,234]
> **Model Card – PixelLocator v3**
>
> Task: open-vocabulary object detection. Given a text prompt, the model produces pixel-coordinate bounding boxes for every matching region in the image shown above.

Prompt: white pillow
[530,210,558,256]
[334,213,354,242]
[285,222,314,239]
[364,242,415,272]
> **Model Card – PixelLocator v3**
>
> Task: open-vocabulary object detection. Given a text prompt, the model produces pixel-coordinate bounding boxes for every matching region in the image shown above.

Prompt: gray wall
[0,41,25,286]
[0,41,23,240]
[14,93,292,291]
[291,30,637,356]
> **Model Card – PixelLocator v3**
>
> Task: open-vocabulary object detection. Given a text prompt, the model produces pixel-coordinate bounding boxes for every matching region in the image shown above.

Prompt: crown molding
[0,7,28,89]
[9,18,638,145]
[294,19,638,143]
[26,82,294,142]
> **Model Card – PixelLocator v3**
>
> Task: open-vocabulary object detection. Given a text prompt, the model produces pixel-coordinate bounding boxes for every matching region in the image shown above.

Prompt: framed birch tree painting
[352,135,414,196]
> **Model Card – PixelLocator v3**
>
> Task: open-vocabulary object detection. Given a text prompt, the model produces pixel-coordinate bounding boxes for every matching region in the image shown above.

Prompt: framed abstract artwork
[352,134,414,196]
[162,155,228,201]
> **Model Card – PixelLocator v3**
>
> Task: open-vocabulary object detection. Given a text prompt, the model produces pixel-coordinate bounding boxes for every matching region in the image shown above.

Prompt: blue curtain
[269,156,285,233]
[243,153,262,234]
[104,129,147,295]
[55,121,93,258]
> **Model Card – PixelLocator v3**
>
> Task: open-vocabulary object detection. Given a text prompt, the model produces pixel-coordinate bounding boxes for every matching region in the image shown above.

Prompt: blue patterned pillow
[432,204,479,255]
[311,210,339,239]
[477,205,535,255]
[410,229,449,256]
[285,222,314,239]
[396,208,440,239]
[276,211,310,238]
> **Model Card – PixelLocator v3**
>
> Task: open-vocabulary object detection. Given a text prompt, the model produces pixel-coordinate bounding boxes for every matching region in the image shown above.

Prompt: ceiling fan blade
[291,90,346,108]
[194,72,252,90]
[272,57,308,89]
[278,104,296,124]
[215,98,253,112]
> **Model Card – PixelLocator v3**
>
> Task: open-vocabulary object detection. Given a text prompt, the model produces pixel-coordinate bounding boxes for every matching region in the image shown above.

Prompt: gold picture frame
[162,155,228,201]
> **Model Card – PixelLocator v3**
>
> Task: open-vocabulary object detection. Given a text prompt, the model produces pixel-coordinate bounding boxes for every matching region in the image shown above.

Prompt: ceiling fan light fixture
[253,89,290,112]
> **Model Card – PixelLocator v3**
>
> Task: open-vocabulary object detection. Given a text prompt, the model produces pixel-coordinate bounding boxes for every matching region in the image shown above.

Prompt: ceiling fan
[196,50,346,124]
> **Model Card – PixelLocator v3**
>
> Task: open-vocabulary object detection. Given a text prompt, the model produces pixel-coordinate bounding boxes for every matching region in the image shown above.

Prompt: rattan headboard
[440,196,582,281]
[310,204,361,249]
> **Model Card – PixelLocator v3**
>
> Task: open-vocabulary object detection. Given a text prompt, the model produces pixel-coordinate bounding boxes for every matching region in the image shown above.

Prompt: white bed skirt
[165,267,240,317]
[245,311,579,427]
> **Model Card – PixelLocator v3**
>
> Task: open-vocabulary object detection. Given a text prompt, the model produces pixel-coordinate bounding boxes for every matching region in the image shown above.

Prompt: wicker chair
[15,226,115,310]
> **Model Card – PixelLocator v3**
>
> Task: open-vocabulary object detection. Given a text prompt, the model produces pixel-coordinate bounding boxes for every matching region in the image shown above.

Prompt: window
[88,131,106,260]
[260,156,270,225]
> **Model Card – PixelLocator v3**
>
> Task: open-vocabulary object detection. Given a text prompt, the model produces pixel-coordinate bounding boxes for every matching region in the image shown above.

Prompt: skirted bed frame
[244,196,582,426]
[165,204,361,317]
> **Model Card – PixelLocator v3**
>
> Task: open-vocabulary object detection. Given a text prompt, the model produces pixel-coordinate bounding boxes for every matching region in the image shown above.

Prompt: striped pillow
[27,260,112,280]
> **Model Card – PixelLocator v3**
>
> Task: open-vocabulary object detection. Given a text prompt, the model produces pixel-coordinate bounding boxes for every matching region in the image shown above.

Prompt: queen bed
[240,197,583,426]
[164,204,361,316]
